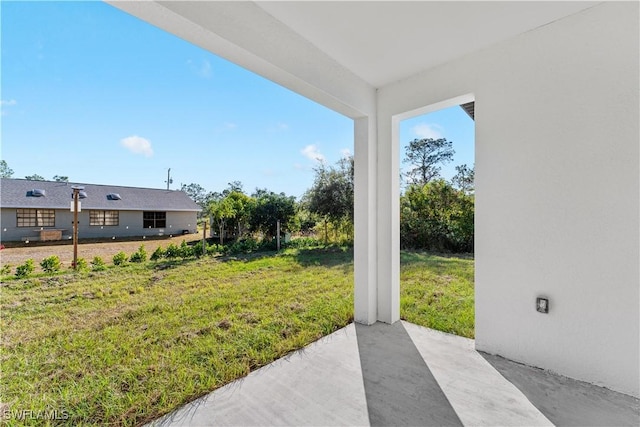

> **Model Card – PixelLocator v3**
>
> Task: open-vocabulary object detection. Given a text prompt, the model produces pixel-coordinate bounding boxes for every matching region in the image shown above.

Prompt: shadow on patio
[150,321,639,426]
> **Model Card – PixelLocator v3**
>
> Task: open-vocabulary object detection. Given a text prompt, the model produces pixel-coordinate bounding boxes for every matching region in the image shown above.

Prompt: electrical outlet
[536,297,549,313]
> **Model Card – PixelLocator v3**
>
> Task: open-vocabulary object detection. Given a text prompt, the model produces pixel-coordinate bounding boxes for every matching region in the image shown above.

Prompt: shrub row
[2,237,324,279]
[9,255,92,279]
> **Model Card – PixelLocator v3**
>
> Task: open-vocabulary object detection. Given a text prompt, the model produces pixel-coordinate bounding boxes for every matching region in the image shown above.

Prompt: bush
[15,259,35,278]
[40,255,62,273]
[178,240,194,258]
[164,243,180,259]
[74,258,89,271]
[1,263,12,276]
[206,243,221,256]
[192,241,205,258]
[130,245,147,263]
[400,180,474,253]
[284,237,322,249]
[91,256,107,271]
[150,246,165,261]
[223,237,262,255]
[113,252,128,266]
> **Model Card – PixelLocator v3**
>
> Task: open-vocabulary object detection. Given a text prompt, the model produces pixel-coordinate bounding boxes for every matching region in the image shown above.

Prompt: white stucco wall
[378,2,639,396]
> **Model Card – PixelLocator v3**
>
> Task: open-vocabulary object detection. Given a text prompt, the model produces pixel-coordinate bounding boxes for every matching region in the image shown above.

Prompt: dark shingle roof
[0,179,201,212]
[460,102,475,120]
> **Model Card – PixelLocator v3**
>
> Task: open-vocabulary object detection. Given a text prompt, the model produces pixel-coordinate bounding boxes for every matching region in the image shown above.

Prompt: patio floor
[151,321,639,426]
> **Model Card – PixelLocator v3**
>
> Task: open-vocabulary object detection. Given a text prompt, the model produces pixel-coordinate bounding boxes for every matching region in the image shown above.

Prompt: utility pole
[165,168,172,190]
[71,186,84,269]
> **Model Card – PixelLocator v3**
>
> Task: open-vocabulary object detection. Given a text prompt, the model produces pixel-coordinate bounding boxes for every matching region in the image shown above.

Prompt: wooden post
[202,220,207,256]
[72,188,79,269]
[277,219,281,251]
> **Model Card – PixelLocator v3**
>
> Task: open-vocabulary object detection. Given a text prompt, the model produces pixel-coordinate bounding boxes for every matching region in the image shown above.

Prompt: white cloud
[340,148,352,158]
[301,144,325,163]
[412,123,444,139]
[120,136,153,157]
[268,122,289,132]
[187,59,212,78]
[1,99,17,116]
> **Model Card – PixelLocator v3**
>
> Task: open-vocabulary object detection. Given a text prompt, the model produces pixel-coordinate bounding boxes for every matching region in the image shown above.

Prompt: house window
[90,210,119,226]
[17,209,55,227]
[143,211,166,228]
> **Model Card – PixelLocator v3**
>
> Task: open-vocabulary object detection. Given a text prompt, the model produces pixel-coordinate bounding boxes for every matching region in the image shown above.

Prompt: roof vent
[75,191,88,199]
[29,189,46,197]
[107,193,122,200]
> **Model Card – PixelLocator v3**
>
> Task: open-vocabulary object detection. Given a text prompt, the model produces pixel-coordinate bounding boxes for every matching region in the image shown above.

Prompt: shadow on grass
[401,250,474,274]
[217,251,279,264]
[216,246,353,269]
[153,259,195,270]
[292,246,353,268]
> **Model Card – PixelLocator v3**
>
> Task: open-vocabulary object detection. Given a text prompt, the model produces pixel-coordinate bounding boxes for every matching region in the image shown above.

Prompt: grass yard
[400,251,475,339]
[0,247,473,426]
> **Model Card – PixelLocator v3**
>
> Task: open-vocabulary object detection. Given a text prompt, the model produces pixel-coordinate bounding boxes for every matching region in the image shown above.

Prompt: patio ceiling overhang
[106,1,598,117]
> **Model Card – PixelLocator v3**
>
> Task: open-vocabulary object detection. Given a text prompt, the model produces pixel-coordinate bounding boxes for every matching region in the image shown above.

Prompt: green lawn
[0,247,473,426]
[400,251,475,338]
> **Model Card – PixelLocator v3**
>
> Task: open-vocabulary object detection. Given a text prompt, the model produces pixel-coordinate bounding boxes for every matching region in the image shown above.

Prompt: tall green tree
[0,160,14,178]
[403,138,454,185]
[305,157,354,243]
[181,183,207,206]
[451,164,474,194]
[225,191,254,239]
[208,198,235,245]
[249,190,296,239]
[53,175,69,182]
[223,181,244,196]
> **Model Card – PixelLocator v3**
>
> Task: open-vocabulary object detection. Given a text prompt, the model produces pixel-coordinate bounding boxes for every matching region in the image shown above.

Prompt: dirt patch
[1,233,204,272]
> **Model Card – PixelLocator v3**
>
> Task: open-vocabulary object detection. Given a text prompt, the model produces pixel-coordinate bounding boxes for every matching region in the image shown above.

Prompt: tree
[403,138,454,185]
[400,180,474,252]
[305,157,354,243]
[208,198,235,245]
[223,181,244,196]
[249,190,296,239]
[25,174,45,181]
[451,164,474,194]
[180,183,207,206]
[225,191,254,239]
[0,160,14,178]
[53,175,69,182]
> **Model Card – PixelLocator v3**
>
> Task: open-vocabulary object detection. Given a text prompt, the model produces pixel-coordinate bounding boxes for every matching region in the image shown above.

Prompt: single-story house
[0,178,201,242]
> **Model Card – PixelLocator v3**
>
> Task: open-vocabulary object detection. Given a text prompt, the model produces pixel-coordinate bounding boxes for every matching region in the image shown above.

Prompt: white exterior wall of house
[378,2,639,397]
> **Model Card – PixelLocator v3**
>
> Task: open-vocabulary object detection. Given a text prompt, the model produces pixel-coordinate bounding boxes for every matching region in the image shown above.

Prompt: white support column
[354,116,378,325]
[376,115,400,324]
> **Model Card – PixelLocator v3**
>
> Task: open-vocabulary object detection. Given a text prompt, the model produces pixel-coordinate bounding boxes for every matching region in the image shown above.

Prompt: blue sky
[1,1,473,199]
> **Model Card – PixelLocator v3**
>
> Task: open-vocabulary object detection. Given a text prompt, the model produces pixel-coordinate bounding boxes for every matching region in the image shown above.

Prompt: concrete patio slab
[152,324,369,426]
[403,322,553,427]
[150,321,639,426]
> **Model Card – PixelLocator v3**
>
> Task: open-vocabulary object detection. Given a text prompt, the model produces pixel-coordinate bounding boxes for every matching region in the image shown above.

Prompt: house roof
[0,179,201,212]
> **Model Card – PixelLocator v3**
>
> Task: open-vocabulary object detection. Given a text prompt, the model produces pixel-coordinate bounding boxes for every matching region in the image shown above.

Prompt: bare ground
[1,232,204,272]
